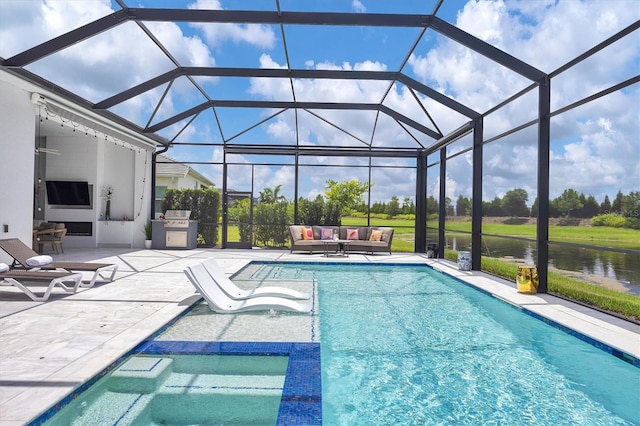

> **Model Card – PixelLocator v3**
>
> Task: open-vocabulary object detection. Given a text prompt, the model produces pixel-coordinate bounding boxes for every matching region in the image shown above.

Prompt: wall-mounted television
[45,180,91,206]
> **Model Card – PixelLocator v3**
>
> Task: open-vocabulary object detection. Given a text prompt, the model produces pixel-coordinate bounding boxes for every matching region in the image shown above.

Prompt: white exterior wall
[156,175,204,190]
[42,132,100,248]
[0,72,154,253]
[0,75,36,265]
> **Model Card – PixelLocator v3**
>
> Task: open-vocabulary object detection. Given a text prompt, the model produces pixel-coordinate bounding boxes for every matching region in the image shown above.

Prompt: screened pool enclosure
[1,1,638,293]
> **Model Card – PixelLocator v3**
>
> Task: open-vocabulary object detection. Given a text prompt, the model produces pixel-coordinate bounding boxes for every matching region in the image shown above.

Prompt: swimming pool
[295,263,638,425]
[34,262,638,425]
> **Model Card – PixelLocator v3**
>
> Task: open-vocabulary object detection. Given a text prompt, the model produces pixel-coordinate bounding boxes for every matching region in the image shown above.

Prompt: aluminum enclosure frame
[2,4,637,295]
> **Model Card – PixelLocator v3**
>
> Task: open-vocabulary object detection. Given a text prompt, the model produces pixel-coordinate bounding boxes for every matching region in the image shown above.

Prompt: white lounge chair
[0,238,118,288]
[0,270,83,302]
[184,263,313,314]
[201,258,311,300]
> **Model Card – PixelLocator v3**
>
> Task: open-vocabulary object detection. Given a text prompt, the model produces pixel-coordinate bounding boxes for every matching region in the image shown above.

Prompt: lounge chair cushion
[0,238,118,288]
[0,263,9,273]
[26,255,54,267]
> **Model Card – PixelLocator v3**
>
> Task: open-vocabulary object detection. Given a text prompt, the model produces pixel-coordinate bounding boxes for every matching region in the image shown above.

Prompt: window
[155,186,167,217]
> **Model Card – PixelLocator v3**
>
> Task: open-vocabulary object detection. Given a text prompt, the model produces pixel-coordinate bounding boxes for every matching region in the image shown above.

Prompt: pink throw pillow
[347,228,360,240]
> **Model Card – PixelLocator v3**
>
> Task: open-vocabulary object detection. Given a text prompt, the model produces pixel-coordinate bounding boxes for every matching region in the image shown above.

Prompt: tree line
[165,181,638,248]
[351,187,638,224]
[433,188,638,229]
[231,182,640,247]
[448,188,639,220]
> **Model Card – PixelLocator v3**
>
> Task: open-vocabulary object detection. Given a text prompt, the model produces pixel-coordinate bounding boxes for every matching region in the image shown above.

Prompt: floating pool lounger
[201,258,311,300]
[184,263,312,314]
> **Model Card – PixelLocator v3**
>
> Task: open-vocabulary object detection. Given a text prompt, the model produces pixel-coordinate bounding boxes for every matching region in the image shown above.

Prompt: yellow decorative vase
[517,265,539,294]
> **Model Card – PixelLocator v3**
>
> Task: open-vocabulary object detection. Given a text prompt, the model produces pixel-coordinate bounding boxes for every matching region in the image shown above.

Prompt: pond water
[438,233,640,295]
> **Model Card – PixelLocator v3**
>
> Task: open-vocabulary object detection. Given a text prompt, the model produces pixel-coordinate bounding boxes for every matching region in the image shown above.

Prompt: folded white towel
[0,263,9,273]
[26,255,54,267]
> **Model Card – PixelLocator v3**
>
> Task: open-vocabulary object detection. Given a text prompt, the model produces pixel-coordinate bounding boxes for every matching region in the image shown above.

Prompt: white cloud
[145,22,216,68]
[456,0,505,45]
[407,0,639,204]
[188,0,276,49]
[352,0,366,13]
[2,0,637,205]
[0,0,114,57]
[1,0,227,136]
[267,119,297,144]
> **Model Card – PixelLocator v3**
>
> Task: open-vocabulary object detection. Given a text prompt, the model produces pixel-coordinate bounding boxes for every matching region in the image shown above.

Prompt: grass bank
[443,250,640,322]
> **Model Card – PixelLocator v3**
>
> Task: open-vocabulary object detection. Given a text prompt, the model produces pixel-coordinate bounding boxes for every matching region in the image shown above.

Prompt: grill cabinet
[151,210,198,249]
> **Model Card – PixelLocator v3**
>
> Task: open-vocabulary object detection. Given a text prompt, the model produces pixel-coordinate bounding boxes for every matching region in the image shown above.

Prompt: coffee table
[322,239,351,257]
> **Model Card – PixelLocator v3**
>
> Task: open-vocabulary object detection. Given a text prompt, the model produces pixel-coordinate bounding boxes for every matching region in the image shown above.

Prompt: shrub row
[162,188,220,246]
[591,213,640,229]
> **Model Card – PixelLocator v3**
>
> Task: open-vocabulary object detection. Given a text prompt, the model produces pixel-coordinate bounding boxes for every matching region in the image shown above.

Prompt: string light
[135,151,149,219]
[41,104,152,152]
[38,103,155,220]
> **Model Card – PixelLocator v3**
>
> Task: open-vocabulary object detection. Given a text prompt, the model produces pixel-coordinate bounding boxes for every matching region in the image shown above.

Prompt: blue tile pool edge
[247,260,640,368]
[25,301,199,426]
[139,341,322,426]
[27,340,322,426]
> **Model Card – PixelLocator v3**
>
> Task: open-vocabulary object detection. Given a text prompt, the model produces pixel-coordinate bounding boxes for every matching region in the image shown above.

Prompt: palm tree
[259,184,285,203]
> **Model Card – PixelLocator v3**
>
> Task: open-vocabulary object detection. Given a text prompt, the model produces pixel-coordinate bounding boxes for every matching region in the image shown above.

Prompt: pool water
[267,263,638,425]
[44,354,288,425]
[37,262,638,425]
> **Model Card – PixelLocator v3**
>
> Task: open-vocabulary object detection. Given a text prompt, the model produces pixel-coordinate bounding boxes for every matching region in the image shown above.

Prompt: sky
[0,0,638,207]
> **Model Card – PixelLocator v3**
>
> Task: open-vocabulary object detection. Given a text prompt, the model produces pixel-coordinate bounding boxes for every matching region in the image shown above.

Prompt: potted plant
[143,220,152,249]
[101,185,113,220]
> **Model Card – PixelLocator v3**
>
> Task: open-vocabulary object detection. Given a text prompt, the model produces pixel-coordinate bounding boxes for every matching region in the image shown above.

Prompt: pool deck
[0,247,638,425]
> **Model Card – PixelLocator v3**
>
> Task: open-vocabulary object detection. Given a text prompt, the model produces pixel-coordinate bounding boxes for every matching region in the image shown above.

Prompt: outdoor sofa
[289,225,394,255]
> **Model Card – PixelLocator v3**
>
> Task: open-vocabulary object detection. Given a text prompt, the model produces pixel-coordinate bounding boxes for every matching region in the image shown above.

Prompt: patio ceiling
[1,1,551,153]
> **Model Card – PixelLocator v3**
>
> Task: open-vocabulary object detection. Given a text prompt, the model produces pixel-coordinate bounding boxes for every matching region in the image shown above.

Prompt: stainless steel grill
[163,210,191,228]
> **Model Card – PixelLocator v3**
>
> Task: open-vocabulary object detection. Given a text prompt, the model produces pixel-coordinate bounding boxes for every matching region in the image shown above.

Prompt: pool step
[107,355,288,395]
[171,354,289,376]
[244,264,313,281]
[46,355,287,425]
[158,372,285,396]
[45,390,154,426]
[142,392,282,425]
[108,356,173,393]
[133,372,285,425]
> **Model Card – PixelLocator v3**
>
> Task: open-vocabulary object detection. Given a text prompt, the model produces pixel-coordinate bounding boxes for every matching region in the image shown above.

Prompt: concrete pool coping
[0,247,638,425]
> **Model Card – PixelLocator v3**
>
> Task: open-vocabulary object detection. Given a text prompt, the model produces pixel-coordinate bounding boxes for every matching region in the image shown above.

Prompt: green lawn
[345,216,640,251]
[434,221,639,249]
[226,217,639,251]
